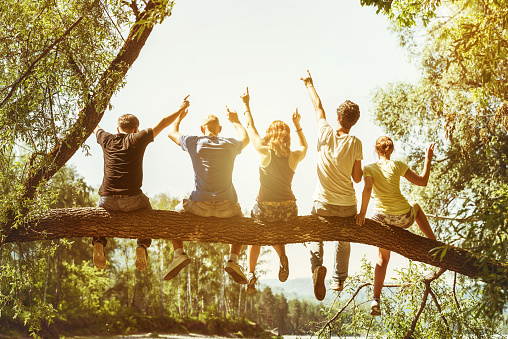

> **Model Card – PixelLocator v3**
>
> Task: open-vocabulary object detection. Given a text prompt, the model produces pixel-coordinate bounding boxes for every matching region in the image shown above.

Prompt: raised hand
[178,95,190,114]
[240,87,250,105]
[178,108,189,121]
[225,105,240,124]
[425,142,436,161]
[300,70,313,87]
[292,108,301,127]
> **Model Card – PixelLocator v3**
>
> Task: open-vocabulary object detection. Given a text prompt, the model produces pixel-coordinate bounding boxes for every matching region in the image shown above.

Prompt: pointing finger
[183,95,190,101]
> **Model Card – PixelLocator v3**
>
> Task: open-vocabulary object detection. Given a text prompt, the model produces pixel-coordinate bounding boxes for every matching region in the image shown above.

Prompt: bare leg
[411,202,436,240]
[373,248,391,299]
[272,244,286,257]
[230,244,243,255]
[172,240,184,250]
[247,245,261,273]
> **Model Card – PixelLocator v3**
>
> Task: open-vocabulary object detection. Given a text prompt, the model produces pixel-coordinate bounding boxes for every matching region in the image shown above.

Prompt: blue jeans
[308,201,357,282]
[92,193,152,248]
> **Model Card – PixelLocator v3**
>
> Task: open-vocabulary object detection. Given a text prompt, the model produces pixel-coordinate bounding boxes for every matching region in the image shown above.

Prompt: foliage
[321,259,505,338]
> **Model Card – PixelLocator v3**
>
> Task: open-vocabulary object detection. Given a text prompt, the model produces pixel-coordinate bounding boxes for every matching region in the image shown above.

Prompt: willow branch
[0,16,84,109]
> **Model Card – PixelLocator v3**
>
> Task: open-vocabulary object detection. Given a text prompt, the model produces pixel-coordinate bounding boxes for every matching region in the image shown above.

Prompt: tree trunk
[15,1,168,206]
[158,241,164,317]
[54,244,62,309]
[3,207,507,282]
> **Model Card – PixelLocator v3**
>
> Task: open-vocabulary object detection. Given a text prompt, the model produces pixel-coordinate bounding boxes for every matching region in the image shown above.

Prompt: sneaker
[93,242,106,269]
[278,254,289,282]
[312,265,327,301]
[246,272,257,295]
[135,245,148,271]
[224,260,248,284]
[371,299,381,316]
[164,253,191,280]
[330,279,345,292]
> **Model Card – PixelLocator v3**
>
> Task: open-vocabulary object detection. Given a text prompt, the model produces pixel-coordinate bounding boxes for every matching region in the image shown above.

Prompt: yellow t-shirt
[313,119,363,206]
[363,160,410,215]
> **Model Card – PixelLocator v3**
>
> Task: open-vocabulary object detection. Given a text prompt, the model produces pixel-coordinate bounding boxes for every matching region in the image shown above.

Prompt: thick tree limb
[3,208,507,282]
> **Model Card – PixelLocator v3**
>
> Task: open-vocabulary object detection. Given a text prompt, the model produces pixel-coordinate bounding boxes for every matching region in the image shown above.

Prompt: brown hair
[375,136,394,157]
[264,120,291,157]
[336,100,360,129]
[118,114,139,132]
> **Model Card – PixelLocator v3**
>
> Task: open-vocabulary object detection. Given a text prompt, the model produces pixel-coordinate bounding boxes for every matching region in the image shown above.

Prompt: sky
[70,0,423,283]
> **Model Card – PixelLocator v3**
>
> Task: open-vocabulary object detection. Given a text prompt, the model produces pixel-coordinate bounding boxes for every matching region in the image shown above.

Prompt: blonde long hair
[264,120,291,157]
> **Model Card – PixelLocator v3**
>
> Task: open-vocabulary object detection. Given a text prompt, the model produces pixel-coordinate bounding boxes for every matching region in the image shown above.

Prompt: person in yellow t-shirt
[355,136,436,316]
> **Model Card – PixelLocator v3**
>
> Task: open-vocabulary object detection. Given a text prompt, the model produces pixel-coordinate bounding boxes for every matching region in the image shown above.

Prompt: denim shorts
[372,206,415,229]
[251,200,298,223]
[175,199,243,218]
[94,193,152,247]
[98,193,152,212]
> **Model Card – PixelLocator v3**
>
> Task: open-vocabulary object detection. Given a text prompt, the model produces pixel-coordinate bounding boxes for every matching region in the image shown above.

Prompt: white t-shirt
[313,119,363,206]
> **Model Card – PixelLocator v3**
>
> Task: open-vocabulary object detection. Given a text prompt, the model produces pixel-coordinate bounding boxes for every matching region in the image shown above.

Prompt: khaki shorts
[175,199,243,218]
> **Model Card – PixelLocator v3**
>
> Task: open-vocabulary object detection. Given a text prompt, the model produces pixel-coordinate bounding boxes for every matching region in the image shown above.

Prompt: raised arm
[167,108,188,146]
[355,175,373,226]
[93,125,102,135]
[403,143,435,186]
[239,87,268,155]
[153,95,190,138]
[301,70,326,122]
[288,108,308,170]
[226,107,250,149]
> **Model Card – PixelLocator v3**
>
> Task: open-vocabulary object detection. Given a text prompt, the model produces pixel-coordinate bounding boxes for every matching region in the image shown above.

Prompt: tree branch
[429,288,450,333]
[426,214,479,222]
[404,268,447,339]
[18,0,164,204]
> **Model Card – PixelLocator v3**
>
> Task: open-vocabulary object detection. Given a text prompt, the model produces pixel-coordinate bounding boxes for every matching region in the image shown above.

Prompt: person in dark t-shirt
[92,96,190,271]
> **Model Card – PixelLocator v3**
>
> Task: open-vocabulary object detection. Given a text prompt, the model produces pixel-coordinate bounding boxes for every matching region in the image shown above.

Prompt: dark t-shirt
[97,128,154,196]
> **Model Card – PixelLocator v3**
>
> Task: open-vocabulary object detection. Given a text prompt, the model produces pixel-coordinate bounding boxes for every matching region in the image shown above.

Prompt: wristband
[295,128,303,132]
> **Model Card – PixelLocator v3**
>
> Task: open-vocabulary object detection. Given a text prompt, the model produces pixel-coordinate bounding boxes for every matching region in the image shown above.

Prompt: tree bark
[3,207,507,281]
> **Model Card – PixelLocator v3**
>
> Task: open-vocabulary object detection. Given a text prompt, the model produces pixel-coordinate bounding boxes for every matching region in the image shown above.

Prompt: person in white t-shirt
[301,70,363,301]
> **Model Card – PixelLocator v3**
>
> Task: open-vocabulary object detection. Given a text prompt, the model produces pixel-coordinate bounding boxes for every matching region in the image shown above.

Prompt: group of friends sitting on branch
[91,70,436,316]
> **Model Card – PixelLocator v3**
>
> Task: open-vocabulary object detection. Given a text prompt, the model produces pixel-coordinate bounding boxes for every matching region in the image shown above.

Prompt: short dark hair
[336,100,360,129]
[117,114,139,131]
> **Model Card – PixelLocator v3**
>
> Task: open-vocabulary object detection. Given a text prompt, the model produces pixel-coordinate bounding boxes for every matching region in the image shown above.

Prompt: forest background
[1,0,508,338]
